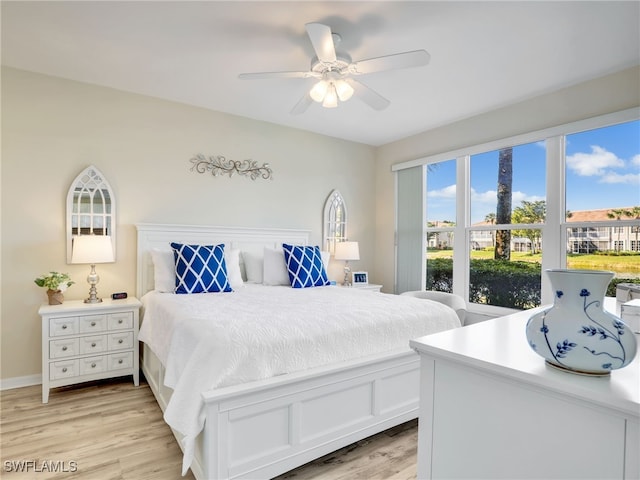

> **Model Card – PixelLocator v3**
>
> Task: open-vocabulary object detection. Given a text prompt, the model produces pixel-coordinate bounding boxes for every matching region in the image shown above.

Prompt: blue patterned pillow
[282,244,330,288]
[171,243,233,294]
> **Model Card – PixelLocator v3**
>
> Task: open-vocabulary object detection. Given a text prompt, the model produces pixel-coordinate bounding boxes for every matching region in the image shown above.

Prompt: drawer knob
[62,324,67,330]
[118,319,123,324]
[62,367,67,373]
[91,363,96,368]
[91,343,96,347]
[118,339,123,344]
[118,359,123,364]
[62,346,67,351]
[91,321,96,327]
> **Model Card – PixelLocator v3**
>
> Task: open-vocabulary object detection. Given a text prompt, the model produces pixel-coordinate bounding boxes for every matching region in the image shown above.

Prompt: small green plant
[34,272,74,292]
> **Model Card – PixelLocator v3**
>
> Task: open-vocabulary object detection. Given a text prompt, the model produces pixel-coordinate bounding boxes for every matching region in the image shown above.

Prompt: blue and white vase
[526,269,637,375]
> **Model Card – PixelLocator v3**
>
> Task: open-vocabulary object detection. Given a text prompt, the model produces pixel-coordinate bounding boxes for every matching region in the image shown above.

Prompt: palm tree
[607,208,628,251]
[625,206,640,251]
[495,148,512,260]
[484,213,496,247]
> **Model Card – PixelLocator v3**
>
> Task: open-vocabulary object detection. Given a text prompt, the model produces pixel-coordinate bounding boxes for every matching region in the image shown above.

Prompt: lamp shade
[334,241,360,261]
[71,235,114,264]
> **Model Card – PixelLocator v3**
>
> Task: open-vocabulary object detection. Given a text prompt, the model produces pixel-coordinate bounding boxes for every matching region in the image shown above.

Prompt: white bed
[136,223,461,480]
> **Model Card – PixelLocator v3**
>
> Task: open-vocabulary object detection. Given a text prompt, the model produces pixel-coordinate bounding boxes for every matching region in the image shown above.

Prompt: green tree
[495,148,512,260]
[512,200,546,253]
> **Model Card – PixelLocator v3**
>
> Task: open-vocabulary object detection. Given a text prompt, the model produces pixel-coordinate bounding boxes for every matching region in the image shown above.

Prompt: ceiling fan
[238,22,430,114]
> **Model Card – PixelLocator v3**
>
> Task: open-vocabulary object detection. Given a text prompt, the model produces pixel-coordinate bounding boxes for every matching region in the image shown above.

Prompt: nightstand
[39,297,142,403]
[344,283,382,293]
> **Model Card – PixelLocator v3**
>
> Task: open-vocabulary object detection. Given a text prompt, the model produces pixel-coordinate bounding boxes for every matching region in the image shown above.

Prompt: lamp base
[84,265,102,303]
[342,262,352,287]
[84,282,103,303]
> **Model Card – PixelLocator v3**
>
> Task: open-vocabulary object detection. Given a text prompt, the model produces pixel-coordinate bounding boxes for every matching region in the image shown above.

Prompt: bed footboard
[141,343,420,480]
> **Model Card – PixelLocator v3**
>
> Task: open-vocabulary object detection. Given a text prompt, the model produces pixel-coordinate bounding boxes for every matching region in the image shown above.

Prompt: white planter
[526,269,637,375]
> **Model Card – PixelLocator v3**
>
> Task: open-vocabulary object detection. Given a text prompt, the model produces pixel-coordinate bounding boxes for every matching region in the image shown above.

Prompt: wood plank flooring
[1,377,418,479]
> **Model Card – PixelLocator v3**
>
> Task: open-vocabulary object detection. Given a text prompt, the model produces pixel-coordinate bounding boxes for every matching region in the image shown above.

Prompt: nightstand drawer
[79,314,107,333]
[108,312,133,330]
[49,338,79,359]
[108,352,133,370]
[49,317,79,337]
[79,356,106,375]
[108,331,133,351]
[50,360,79,380]
[79,335,107,354]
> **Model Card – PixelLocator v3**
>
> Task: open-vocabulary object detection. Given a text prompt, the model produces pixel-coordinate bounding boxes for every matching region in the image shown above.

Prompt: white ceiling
[2,1,639,146]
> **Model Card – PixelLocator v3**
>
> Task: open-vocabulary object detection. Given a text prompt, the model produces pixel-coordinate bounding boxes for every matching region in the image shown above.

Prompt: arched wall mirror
[323,189,347,254]
[66,166,116,262]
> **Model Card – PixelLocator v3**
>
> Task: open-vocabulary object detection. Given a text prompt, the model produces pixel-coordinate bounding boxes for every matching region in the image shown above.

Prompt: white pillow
[150,245,243,292]
[321,250,330,272]
[263,247,290,286]
[151,248,175,293]
[242,251,264,283]
[225,248,243,289]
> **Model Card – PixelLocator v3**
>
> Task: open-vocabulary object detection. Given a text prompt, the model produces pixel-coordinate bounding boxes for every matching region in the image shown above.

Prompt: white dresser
[40,297,142,403]
[410,304,639,480]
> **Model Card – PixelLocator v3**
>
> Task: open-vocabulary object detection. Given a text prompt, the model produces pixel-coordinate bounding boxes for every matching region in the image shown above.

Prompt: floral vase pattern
[46,289,64,305]
[526,269,637,375]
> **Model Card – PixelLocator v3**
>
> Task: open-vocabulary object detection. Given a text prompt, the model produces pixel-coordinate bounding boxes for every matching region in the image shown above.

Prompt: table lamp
[71,235,114,303]
[334,241,360,286]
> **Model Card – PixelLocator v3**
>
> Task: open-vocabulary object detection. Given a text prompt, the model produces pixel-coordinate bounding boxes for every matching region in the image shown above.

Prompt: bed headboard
[136,223,310,297]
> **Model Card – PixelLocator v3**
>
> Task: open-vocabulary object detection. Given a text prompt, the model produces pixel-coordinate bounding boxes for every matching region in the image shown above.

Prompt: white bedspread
[139,284,460,474]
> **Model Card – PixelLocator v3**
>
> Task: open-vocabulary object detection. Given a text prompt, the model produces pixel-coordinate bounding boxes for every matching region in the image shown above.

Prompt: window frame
[393,108,639,316]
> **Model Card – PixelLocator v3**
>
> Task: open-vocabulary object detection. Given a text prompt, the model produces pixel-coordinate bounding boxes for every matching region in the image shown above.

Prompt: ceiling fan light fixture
[334,79,354,102]
[322,83,338,108]
[310,80,328,103]
[240,22,430,115]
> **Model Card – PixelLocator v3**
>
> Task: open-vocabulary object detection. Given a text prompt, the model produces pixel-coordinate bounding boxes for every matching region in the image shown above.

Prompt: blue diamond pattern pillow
[171,243,233,294]
[282,244,330,288]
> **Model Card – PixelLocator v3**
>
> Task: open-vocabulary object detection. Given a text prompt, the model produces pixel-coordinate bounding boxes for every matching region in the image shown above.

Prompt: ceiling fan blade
[350,50,431,75]
[290,92,314,115]
[305,23,336,63]
[346,78,390,111]
[239,71,318,80]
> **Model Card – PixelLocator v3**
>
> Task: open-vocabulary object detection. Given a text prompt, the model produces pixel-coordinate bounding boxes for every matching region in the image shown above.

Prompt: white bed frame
[136,223,420,480]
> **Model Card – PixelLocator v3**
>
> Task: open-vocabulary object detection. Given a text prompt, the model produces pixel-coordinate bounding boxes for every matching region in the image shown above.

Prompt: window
[564,121,640,279]
[397,111,639,313]
[466,141,546,309]
[425,159,456,292]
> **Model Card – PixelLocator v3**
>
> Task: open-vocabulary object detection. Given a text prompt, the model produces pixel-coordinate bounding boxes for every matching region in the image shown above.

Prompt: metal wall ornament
[190,154,273,180]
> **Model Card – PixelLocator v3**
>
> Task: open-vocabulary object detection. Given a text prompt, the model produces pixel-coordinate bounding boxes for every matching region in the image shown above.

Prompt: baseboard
[0,374,41,391]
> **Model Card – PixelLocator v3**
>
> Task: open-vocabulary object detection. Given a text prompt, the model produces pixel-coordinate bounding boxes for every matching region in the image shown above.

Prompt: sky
[426,119,640,225]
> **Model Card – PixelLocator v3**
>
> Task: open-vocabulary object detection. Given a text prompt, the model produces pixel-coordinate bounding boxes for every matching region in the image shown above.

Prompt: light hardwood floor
[1,377,418,479]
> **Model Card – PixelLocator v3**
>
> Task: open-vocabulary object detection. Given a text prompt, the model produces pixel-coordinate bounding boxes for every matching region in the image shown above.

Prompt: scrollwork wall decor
[189,154,273,180]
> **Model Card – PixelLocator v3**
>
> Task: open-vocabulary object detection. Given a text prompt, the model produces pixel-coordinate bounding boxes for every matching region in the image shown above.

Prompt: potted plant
[34,272,74,305]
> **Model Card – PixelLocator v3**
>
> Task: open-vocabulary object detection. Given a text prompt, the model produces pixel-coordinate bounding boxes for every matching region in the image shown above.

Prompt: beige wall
[373,66,640,294]
[1,67,375,382]
[2,65,639,384]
